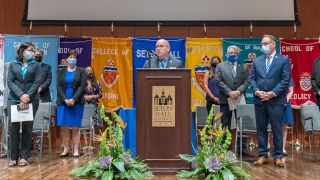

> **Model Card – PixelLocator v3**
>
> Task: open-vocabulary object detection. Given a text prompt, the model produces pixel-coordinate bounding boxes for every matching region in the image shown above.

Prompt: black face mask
[211,62,218,68]
[87,72,93,78]
[34,55,42,62]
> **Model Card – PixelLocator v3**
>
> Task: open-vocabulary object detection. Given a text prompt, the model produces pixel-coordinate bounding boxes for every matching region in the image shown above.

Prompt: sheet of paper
[227,94,246,111]
[11,104,34,122]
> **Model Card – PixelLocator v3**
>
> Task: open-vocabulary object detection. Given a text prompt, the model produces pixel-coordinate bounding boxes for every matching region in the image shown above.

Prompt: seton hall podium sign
[152,86,175,127]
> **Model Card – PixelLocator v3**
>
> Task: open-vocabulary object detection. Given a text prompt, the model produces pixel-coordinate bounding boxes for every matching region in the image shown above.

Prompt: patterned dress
[84,81,103,127]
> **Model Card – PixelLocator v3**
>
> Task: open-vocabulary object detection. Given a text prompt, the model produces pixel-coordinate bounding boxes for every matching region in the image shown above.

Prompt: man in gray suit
[143,39,183,68]
[215,45,251,156]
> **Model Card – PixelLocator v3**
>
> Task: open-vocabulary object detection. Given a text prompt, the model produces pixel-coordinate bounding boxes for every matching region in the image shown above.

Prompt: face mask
[34,55,42,62]
[211,62,218,68]
[227,54,238,62]
[68,59,77,66]
[87,72,93,78]
[262,45,272,54]
[24,51,34,60]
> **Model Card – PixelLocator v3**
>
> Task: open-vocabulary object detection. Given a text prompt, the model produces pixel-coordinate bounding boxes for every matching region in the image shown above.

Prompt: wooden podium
[136,69,191,175]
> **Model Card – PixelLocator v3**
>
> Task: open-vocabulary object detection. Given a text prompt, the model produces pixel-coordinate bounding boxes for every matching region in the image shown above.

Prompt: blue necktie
[231,63,236,78]
[160,60,165,68]
[266,56,272,73]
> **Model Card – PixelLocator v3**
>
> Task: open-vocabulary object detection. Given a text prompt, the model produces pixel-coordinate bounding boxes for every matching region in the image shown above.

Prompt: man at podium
[143,39,183,68]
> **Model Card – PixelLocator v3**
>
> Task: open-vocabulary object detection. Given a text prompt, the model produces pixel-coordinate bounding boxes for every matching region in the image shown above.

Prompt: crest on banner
[300,72,311,91]
[201,55,211,64]
[245,53,256,73]
[101,60,119,88]
[192,65,210,96]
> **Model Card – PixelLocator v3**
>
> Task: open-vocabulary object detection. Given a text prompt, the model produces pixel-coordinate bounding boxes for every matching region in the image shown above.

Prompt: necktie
[160,60,164,68]
[266,56,272,73]
[231,63,236,78]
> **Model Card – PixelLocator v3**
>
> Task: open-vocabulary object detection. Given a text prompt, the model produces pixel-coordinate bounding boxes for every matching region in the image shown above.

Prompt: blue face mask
[68,59,77,66]
[24,51,34,60]
[262,45,272,54]
[227,54,238,62]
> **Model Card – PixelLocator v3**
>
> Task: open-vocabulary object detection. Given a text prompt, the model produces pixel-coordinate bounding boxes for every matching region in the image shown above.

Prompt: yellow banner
[90,37,133,112]
[185,38,223,110]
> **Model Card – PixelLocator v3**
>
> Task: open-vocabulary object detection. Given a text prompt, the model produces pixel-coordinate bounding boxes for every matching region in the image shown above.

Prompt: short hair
[66,49,79,59]
[158,39,170,47]
[211,56,221,63]
[227,45,240,55]
[263,35,276,44]
[16,42,34,62]
[34,49,43,55]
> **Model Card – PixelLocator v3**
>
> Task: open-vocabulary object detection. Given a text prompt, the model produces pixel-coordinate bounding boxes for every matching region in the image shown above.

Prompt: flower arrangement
[177,105,253,180]
[69,104,153,180]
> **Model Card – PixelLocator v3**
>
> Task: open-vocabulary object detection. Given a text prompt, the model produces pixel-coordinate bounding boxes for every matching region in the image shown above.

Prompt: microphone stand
[136,43,159,68]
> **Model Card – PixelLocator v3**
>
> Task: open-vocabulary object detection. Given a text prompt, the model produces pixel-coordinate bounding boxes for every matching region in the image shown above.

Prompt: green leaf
[231,166,249,180]
[221,168,235,180]
[68,167,83,175]
[75,163,94,177]
[178,154,197,163]
[112,161,125,172]
[129,169,143,180]
[101,170,113,180]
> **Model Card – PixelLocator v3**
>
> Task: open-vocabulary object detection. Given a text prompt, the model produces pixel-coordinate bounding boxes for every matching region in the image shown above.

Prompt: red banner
[281,40,320,108]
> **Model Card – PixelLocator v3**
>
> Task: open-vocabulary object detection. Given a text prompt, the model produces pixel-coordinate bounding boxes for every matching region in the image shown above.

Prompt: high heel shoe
[73,154,80,158]
[59,153,69,158]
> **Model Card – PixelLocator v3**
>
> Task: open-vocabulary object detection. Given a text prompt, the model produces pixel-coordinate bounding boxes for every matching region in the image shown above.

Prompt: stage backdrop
[58,38,92,68]
[89,37,133,112]
[281,39,320,108]
[0,36,4,106]
[132,37,186,108]
[4,35,59,104]
[185,38,223,110]
[223,38,281,104]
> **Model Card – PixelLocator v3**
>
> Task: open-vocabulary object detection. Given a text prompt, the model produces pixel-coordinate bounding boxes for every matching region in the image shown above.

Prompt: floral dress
[84,81,103,127]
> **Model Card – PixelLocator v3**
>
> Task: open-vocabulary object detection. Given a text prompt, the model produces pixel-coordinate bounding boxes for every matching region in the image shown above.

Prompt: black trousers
[7,100,39,160]
[220,104,247,152]
[206,101,218,115]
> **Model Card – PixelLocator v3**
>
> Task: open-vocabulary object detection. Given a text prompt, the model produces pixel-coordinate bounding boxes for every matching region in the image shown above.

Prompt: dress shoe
[73,154,80,158]
[59,153,69,158]
[274,158,284,167]
[238,151,253,157]
[283,151,289,156]
[253,157,269,166]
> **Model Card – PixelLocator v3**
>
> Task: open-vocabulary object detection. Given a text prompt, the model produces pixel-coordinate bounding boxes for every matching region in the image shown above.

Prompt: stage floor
[0,143,320,180]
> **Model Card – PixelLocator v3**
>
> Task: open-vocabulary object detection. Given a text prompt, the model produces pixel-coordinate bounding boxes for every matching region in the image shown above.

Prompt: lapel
[24,62,35,81]
[166,55,173,68]
[225,60,234,79]
[261,55,267,77]
[73,67,80,84]
[266,54,279,76]
[15,63,24,81]
[235,62,241,78]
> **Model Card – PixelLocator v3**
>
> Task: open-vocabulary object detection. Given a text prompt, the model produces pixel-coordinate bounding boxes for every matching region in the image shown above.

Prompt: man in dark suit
[34,49,52,102]
[248,35,291,167]
[311,36,320,106]
[143,39,183,68]
[215,45,251,156]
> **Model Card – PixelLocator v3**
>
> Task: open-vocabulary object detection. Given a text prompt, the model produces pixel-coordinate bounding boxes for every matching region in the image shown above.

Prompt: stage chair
[300,104,320,162]
[32,102,53,163]
[50,104,57,147]
[83,106,103,150]
[195,106,208,145]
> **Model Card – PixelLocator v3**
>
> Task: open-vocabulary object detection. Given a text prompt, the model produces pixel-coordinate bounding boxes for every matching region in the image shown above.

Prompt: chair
[32,102,52,163]
[300,104,320,162]
[83,106,103,149]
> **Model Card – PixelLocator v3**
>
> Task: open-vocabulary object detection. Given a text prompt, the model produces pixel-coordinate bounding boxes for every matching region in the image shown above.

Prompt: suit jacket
[38,63,52,102]
[3,62,10,110]
[248,53,291,106]
[7,61,41,102]
[311,56,320,105]
[143,55,183,68]
[215,60,249,104]
[56,67,86,106]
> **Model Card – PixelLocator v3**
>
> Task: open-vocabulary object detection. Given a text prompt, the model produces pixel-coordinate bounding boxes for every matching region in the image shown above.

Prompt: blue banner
[222,38,281,104]
[132,37,186,107]
[58,38,92,68]
[4,35,59,104]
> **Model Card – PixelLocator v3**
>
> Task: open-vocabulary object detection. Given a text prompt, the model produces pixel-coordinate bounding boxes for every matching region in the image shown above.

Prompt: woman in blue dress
[282,78,294,156]
[57,50,86,158]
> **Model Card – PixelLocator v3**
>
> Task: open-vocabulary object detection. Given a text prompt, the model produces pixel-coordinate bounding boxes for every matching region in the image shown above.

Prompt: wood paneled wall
[1,0,320,39]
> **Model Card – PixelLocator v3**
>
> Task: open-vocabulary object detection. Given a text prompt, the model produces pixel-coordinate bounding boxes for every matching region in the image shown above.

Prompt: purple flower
[99,155,113,169]
[225,151,236,163]
[122,154,134,165]
[204,156,222,172]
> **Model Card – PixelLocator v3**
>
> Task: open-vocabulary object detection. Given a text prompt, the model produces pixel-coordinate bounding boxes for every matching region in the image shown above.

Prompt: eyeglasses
[156,45,169,49]
[261,42,273,46]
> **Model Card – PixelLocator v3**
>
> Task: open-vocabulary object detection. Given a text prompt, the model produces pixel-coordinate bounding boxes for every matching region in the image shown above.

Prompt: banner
[4,35,59,104]
[132,37,186,108]
[90,37,133,112]
[185,38,223,110]
[223,38,281,104]
[0,36,4,106]
[281,40,320,108]
[58,38,92,68]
